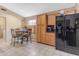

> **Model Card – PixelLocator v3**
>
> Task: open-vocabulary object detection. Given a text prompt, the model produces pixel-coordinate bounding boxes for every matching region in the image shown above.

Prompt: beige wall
[0,12,23,42]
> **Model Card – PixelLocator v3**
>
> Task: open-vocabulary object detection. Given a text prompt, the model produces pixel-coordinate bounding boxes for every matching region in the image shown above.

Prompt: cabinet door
[64,7,75,15]
[37,33,41,42]
[46,33,55,46]
[40,34,46,43]
[48,15,55,25]
[37,26,41,42]
[37,15,41,25]
[37,26,41,33]
[46,35,50,45]
[41,15,46,25]
[49,34,55,46]
[40,25,46,34]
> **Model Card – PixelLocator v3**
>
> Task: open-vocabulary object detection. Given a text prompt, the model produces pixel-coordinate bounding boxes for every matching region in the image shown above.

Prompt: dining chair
[11,29,17,46]
[28,29,32,41]
[21,32,29,44]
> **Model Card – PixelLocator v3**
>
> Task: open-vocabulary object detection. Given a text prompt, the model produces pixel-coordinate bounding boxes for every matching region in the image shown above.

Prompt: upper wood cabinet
[64,7,75,15]
[48,15,55,25]
[41,14,47,25]
[37,15,41,25]
[47,11,60,25]
[37,14,47,25]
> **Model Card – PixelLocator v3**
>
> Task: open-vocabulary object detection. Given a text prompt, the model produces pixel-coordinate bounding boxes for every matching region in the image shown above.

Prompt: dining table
[15,30,29,44]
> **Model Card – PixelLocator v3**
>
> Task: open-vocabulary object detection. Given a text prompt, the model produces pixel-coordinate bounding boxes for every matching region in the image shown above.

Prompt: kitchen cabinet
[37,13,57,46]
[37,15,41,25]
[64,7,75,15]
[37,26,41,42]
[37,14,47,43]
[40,34,46,43]
[48,15,55,25]
[46,33,55,46]
[37,33,41,42]
[41,25,46,34]
[41,15,47,25]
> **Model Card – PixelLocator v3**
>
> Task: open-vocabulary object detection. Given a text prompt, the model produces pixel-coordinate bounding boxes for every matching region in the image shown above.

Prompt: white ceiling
[0,3,75,17]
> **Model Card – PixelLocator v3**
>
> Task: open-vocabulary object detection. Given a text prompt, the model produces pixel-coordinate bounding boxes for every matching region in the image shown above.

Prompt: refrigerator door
[56,14,79,55]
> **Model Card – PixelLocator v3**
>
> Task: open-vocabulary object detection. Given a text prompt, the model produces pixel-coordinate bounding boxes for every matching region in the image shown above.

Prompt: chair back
[15,28,22,37]
[11,29,16,38]
[28,29,32,35]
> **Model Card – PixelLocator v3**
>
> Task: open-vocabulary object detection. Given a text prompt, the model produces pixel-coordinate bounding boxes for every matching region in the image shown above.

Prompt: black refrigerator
[56,13,79,55]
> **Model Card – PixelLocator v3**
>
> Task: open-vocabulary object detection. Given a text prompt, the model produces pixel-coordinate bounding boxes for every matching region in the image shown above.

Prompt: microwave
[47,25,55,32]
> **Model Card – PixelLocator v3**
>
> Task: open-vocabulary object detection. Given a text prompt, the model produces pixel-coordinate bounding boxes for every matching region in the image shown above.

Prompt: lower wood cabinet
[40,34,46,43]
[37,25,41,42]
[37,32,55,46]
[37,33,41,42]
[45,33,55,46]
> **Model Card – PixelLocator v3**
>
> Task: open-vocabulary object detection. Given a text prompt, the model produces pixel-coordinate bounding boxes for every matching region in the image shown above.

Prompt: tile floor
[0,39,76,56]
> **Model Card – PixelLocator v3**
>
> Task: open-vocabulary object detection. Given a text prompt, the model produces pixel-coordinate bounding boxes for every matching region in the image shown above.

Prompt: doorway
[0,16,6,40]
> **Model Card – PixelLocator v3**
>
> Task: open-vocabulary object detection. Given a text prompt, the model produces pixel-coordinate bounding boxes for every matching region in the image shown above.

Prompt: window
[28,20,36,26]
